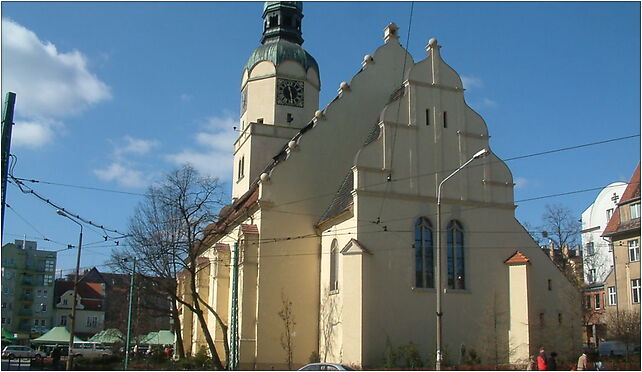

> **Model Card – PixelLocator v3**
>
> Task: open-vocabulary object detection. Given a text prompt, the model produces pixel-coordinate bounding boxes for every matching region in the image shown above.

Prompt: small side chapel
[177,2,582,369]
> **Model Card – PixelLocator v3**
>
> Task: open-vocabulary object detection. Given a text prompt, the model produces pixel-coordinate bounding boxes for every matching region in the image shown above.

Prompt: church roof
[317,170,354,226]
[316,121,382,226]
[244,39,319,76]
[602,163,641,237]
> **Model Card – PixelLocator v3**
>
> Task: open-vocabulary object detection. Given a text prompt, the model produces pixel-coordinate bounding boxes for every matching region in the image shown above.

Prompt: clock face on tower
[276,78,304,107]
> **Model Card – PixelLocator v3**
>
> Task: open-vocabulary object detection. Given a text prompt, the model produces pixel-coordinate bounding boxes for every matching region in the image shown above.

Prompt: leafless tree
[110,165,228,368]
[605,309,641,357]
[278,292,296,370]
[541,204,581,249]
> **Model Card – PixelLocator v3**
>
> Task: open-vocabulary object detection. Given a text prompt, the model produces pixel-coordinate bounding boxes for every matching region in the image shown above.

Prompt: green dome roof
[244,39,319,79]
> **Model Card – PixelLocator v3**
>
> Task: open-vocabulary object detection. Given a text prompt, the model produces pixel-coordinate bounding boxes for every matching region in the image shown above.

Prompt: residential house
[58,267,172,340]
[54,279,105,339]
[602,164,641,320]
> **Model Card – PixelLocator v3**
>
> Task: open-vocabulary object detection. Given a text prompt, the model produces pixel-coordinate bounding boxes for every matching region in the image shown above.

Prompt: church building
[177,2,582,369]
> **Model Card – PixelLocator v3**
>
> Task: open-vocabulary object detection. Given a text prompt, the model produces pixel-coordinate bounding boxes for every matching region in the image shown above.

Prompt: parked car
[298,363,355,371]
[69,342,113,359]
[2,345,46,359]
[598,341,641,356]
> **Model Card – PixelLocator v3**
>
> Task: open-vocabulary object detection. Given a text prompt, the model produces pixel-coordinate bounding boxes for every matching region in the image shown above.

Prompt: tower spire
[261,2,304,45]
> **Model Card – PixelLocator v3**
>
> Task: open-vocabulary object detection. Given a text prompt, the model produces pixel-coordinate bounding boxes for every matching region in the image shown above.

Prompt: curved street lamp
[435,148,489,370]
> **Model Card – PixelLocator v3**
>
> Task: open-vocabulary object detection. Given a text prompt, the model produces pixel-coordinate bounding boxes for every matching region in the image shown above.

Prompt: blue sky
[2,1,640,275]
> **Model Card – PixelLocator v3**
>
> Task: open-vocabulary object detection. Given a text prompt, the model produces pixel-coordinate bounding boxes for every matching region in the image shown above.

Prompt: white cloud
[93,136,161,188]
[481,98,497,108]
[514,177,528,189]
[113,136,160,157]
[11,119,61,148]
[1,18,110,148]
[166,115,237,180]
[93,162,149,188]
[461,75,483,90]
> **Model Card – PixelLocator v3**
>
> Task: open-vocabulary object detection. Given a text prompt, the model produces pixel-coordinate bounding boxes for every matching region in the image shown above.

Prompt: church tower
[233,2,320,199]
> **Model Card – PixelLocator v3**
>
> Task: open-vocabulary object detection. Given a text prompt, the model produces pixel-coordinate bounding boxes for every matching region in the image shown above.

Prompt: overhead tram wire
[228,181,638,248]
[13,177,145,197]
[266,133,640,212]
[8,175,128,237]
[5,204,67,246]
[374,1,415,227]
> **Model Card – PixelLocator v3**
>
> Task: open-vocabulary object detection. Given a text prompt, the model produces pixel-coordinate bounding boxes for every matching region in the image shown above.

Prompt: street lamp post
[435,148,488,371]
[56,210,83,371]
[124,257,136,370]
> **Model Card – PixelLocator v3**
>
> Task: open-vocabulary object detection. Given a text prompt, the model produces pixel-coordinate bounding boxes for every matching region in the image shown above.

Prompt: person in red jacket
[536,347,548,370]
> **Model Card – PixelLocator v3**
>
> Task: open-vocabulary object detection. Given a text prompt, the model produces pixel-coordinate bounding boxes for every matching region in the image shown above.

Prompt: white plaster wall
[581,182,627,284]
[345,41,581,366]
[252,37,413,369]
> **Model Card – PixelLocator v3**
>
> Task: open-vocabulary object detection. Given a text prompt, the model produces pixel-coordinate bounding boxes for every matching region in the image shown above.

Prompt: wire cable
[13,177,145,196]
[8,175,127,236]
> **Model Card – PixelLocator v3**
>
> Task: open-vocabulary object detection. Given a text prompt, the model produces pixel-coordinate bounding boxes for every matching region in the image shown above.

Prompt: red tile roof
[54,281,104,299]
[618,163,640,204]
[241,224,259,235]
[603,163,640,237]
[215,243,230,252]
[504,251,530,264]
[54,280,105,311]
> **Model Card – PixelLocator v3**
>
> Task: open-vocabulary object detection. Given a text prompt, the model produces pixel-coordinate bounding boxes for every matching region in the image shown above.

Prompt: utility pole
[1,92,16,239]
[124,258,136,370]
[56,210,83,371]
[228,241,239,370]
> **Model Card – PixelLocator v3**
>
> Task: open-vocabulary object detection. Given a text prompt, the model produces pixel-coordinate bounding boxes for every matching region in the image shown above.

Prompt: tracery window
[330,239,339,291]
[447,220,465,289]
[414,217,434,288]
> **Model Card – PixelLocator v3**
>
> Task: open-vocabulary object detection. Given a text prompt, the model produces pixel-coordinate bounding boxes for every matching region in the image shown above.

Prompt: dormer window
[630,202,640,219]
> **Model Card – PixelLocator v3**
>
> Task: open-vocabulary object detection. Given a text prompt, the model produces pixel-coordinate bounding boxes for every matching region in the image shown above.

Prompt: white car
[69,342,113,359]
[298,363,355,371]
[2,345,45,359]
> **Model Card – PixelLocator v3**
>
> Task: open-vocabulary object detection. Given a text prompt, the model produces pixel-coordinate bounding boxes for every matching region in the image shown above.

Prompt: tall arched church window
[415,217,434,288]
[447,220,465,289]
[330,239,339,291]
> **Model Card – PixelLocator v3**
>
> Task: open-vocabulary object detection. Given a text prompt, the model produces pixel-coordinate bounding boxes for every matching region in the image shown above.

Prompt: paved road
[1,357,40,370]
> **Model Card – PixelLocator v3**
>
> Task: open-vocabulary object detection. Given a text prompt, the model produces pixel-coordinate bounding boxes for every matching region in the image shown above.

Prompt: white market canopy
[31,326,82,344]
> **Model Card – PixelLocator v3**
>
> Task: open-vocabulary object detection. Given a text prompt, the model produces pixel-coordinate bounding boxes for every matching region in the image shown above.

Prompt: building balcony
[21,279,34,286]
[18,309,32,317]
[20,294,33,302]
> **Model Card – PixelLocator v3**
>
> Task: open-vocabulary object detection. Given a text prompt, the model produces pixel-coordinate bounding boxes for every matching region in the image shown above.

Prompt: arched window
[330,239,339,291]
[237,156,245,181]
[415,217,434,288]
[447,220,465,289]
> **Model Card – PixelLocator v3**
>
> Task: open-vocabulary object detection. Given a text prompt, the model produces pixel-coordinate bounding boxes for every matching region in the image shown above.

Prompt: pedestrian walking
[526,355,537,370]
[577,349,588,371]
[537,347,548,371]
[51,346,61,370]
[546,351,558,371]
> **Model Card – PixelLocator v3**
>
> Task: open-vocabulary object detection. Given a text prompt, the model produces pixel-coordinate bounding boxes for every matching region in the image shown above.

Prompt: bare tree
[111,165,227,368]
[541,204,581,249]
[278,292,296,370]
[605,309,641,356]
